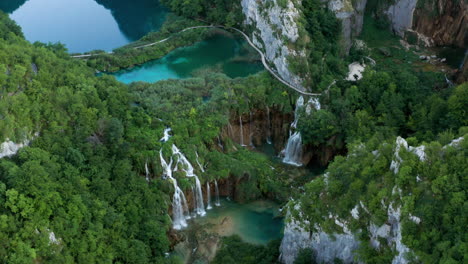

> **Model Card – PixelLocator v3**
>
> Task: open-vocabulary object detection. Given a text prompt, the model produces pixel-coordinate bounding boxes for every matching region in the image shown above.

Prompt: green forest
[0,0,467,263]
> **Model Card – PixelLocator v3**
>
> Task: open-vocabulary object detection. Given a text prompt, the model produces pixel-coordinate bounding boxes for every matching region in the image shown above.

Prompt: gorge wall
[241,0,310,92]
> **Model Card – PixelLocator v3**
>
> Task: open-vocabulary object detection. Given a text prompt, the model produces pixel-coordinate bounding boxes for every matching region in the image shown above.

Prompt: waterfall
[282,96,306,166]
[172,145,206,216]
[160,150,189,229]
[206,182,212,210]
[145,162,150,182]
[239,115,246,146]
[282,132,303,166]
[195,151,205,172]
[160,127,172,142]
[266,106,272,144]
[214,179,221,206]
[290,96,304,129]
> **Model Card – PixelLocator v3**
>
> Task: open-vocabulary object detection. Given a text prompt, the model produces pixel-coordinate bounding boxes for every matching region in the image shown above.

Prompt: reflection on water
[109,34,263,83]
[2,0,167,53]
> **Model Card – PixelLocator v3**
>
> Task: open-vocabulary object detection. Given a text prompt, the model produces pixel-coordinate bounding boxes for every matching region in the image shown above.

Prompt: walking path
[71,25,320,96]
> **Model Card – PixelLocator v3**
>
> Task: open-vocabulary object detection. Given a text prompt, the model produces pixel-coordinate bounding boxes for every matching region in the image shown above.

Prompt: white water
[239,115,246,146]
[266,106,272,144]
[195,151,205,172]
[145,162,150,182]
[160,150,189,229]
[282,132,303,166]
[282,96,306,166]
[214,179,221,206]
[206,182,212,210]
[172,145,206,216]
[290,96,304,129]
[160,127,172,142]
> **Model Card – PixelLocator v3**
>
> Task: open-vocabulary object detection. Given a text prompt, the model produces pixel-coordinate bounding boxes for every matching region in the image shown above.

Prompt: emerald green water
[109,34,263,83]
[195,199,283,245]
[3,0,167,53]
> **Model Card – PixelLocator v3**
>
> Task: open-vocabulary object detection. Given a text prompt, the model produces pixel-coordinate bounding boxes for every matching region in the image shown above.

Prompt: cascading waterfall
[214,179,221,206]
[239,115,246,146]
[266,106,272,144]
[282,132,303,166]
[290,96,304,129]
[160,150,189,229]
[172,145,206,216]
[282,96,305,166]
[195,151,205,172]
[206,182,212,210]
[145,162,150,182]
[160,127,172,142]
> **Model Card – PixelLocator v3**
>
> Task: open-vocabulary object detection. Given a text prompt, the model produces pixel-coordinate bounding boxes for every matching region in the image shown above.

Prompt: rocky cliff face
[322,0,368,52]
[385,0,418,36]
[241,0,310,91]
[413,0,467,48]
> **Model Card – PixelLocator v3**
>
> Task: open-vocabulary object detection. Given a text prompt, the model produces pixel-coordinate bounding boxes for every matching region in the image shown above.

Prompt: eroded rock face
[241,0,309,91]
[322,0,368,52]
[413,0,467,48]
[385,0,418,37]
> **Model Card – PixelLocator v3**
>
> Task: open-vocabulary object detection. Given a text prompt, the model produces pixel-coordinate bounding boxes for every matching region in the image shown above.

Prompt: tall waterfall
[290,96,304,129]
[145,162,150,182]
[160,151,189,229]
[206,182,212,210]
[214,179,221,206]
[282,96,321,166]
[172,145,206,216]
[239,115,246,146]
[282,96,305,166]
[266,106,272,144]
[282,132,303,166]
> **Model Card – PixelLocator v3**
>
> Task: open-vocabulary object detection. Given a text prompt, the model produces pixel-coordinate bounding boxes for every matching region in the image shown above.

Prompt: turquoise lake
[109,34,264,83]
[2,0,167,53]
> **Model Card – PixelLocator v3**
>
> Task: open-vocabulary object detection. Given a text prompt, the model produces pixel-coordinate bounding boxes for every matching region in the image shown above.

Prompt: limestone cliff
[241,0,310,92]
[322,0,368,52]
[413,0,467,47]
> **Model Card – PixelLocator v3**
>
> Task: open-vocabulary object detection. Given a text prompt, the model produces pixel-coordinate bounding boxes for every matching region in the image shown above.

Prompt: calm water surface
[3,0,167,53]
[110,34,263,83]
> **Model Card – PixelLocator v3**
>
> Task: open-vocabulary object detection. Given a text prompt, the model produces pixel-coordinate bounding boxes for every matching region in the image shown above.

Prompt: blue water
[110,34,264,83]
[3,0,167,53]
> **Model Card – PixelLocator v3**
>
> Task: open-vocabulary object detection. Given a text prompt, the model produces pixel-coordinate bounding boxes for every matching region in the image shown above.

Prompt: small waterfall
[195,151,205,172]
[160,127,172,142]
[214,179,221,206]
[228,123,234,138]
[282,132,303,166]
[266,106,272,144]
[172,145,206,216]
[239,115,246,146]
[193,176,206,216]
[145,162,150,182]
[206,182,212,210]
[160,151,188,229]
